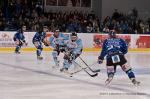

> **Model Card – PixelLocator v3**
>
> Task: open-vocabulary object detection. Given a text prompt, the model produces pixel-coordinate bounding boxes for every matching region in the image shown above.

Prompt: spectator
[0,1,149,34]
[86,23,93,33]
[112,9,120,20]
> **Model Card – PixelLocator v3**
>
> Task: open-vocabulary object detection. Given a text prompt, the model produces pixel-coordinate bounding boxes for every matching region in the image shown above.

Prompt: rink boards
[0,48,150,52]
[0,31,150,52]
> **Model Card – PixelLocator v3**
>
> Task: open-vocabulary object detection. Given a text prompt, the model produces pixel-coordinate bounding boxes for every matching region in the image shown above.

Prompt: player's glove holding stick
[98,56,103,64]
[20,40,28,46]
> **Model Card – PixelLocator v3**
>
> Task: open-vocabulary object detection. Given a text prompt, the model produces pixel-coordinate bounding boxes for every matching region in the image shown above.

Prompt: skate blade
[52,65,59,70]
[37,57,43,60]
[133,82,141,86]
[105,78,113,86]
[61,71,73,77]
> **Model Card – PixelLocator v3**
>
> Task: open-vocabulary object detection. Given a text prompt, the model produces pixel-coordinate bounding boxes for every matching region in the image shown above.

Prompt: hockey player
[49,30,69,67]
[60,32,83,72]
[98,30,140,86]
[13,25,27,54]
[32,26,48,60]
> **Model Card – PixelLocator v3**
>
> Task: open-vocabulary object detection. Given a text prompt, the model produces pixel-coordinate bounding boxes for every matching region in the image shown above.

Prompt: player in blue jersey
[98,30,140,86]
[49,30,69,67]
[32,26,48,60]
[60,32,83,72]
[13,25,27,54]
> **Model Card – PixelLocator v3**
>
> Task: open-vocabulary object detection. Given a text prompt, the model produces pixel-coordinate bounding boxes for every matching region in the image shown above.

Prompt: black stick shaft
[79,56,100,72]
[72,61,98,77]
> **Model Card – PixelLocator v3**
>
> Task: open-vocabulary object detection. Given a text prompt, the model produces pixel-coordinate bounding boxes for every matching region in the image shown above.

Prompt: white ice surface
[0,52,149,99]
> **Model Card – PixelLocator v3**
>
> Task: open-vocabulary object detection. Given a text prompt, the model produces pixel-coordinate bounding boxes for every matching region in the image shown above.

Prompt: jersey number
[111,55,120,63]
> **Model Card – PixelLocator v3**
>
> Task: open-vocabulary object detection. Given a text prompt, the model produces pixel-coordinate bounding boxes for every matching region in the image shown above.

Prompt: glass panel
[81,0,91,7]
[58,0,68,6]
[58,0,80,7]
[46,0,57,6]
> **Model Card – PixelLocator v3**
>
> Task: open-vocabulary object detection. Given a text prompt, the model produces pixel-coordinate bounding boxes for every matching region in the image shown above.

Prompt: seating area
[0,0,150,34]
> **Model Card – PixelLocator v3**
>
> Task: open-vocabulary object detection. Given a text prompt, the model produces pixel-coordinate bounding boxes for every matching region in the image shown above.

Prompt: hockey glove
[98,56,103,64]
[59,45,67,52]
[43,42,49,46]
[70,53,76,61]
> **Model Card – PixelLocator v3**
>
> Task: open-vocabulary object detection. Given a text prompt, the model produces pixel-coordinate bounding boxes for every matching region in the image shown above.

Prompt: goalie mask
[71,32,78,42]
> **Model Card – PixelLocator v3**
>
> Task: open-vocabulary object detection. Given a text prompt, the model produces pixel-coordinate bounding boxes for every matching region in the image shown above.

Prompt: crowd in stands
[102,9,150,34]
[0,0,150,34]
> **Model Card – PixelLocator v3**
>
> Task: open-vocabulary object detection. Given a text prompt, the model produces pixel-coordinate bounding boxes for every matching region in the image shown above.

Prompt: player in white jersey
[60,32,83,72]
[49,30,69,67]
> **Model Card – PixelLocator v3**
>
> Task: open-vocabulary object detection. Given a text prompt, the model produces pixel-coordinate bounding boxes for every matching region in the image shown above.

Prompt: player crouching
[98,30,140,86]
[60,32,83,74]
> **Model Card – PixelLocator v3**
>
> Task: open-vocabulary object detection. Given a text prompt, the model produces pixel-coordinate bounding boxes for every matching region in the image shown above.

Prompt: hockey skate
[52,61,60,69]
[60,68,73,77]
[37,56,43,60]
[105,77,113,86]
[15,51,20,54]
[132,79,140,86]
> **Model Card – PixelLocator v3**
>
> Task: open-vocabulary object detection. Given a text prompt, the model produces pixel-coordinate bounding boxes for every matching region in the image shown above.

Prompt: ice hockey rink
[0,51,150,99]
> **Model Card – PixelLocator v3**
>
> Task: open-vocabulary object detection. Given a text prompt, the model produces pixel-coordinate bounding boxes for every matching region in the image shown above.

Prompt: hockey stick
[62,50,98,77]
[19,40,28,46]
[78,56,100,73]
[70,62,98,75]
[72,61,98,77]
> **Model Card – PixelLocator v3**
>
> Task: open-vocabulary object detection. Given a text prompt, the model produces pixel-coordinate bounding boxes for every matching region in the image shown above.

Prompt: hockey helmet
[71,32,77,37]
[71,32,78,41]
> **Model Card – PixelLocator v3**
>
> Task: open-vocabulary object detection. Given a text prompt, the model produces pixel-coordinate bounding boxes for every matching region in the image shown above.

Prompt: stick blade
[91,73,98,77]
[93,69,101,73]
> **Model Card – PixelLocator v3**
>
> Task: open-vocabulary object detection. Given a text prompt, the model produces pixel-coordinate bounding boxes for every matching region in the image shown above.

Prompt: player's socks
[36,49,42,56]
[53,57,59,67]
[15,45,21,54]
[126,69,135,79]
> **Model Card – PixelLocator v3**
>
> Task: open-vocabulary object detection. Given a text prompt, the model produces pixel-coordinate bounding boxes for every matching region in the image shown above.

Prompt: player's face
[54,31,59,37]
[71,36,77,41]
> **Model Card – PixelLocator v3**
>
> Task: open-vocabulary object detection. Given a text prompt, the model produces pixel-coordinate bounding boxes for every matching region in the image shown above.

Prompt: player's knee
[37,45,43,50]
[64,54,69,60]
[52,51,58,57]
[75,54,80,59]
[121,64,131,72]
[107,66,115,73]
[107,66,115,77]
